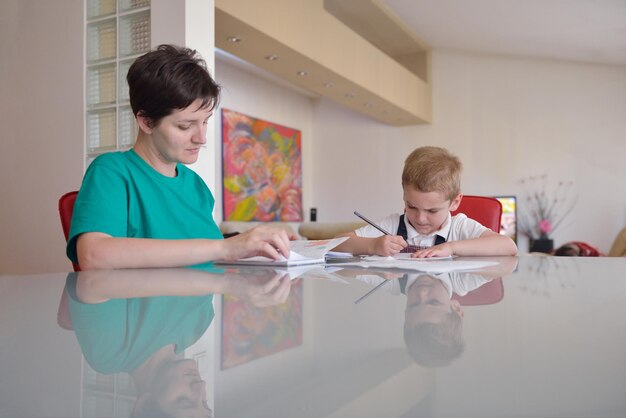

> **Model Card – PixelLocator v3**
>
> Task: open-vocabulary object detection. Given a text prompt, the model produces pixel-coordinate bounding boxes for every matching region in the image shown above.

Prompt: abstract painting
[220,281,303,369]
[221,109,303,221]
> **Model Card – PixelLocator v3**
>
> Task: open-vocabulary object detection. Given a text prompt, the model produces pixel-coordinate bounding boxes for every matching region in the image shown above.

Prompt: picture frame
[494,195,517,244]
[221,108,303,222]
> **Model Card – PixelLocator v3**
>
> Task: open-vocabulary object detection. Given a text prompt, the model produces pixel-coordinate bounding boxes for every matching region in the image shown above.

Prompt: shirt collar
[404,212,451,241]
[404,273,453,298]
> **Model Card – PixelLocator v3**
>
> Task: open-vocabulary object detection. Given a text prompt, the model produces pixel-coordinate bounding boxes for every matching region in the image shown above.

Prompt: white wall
[311,51,626,252]
[0,0,84,274]
[2,4,625,275]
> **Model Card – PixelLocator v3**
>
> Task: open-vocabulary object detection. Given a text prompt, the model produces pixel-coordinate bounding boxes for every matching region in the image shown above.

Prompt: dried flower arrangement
[518,174,577,240]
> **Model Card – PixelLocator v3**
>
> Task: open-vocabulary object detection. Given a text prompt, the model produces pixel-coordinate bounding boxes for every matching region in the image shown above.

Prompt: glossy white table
[1,255,625,418]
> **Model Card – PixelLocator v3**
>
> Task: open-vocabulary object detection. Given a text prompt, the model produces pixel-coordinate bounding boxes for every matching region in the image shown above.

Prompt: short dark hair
[554,243,580,256]
[127,44,220,127]
[132,396,213,418]
[132,396,172,418]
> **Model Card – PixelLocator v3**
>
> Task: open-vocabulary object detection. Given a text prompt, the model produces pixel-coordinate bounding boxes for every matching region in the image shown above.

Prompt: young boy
[333,146,518,257]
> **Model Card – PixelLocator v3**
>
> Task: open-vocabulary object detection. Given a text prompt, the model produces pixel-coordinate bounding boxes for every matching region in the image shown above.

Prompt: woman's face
[143,98,213,171]
[151,358,212,417]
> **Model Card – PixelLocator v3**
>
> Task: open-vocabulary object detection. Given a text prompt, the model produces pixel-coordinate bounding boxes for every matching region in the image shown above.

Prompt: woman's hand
[226,271,294,307]
[220,225,292,261]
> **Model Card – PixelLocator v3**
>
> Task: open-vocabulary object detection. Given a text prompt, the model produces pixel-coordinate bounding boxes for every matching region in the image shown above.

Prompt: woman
[67,45,290,270]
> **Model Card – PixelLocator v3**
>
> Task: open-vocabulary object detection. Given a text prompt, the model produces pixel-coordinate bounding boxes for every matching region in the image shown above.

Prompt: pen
[355,211,419,253]
[353,211,392,235]
[354,279,390,304]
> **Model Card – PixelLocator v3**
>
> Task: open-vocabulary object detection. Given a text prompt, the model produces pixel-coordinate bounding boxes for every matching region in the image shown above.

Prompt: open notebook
[215,237,349,267]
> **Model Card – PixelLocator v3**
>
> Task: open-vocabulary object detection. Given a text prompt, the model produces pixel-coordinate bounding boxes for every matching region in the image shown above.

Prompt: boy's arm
[332,232,407,256]
[413,230,518,258]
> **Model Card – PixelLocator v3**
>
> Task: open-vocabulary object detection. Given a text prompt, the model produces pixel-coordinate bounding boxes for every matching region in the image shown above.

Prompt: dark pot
[530,238,554,253]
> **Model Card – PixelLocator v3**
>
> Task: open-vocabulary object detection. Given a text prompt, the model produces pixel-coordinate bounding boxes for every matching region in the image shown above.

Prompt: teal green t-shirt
[66,276,214,374]
[67,150,222,264]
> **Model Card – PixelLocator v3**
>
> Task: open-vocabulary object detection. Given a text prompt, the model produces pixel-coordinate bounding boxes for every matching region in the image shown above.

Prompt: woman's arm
[75,267,291,306]
[77,225,291,270]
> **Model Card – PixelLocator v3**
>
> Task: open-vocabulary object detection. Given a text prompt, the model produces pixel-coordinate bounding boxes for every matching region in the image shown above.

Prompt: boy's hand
[412,242,454,258]
[373,235,407,256]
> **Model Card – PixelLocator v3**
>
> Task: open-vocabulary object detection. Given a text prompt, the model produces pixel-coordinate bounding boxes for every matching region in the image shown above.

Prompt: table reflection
[63,259,519,417]
[65,267,298,418]
[4,255,625,417]
[336,256,517,367]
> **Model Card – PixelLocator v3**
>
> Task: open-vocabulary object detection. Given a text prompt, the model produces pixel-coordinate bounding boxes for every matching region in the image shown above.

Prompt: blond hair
[401,146,462,201]
[403,312,464,368]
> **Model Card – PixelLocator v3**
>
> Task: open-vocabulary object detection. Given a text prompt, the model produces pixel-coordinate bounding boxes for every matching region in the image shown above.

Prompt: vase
[529,238,554,253]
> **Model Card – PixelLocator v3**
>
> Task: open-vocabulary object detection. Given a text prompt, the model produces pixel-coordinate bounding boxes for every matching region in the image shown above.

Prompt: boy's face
[403,186,462,235]
[405,275,463,326]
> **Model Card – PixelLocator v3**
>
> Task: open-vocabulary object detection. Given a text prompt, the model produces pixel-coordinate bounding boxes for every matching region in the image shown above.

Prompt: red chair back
[59,191,80,272]
[450,195,505,306]
[58,191,79,330]
[451,195,502,233]
[59,191,78,243]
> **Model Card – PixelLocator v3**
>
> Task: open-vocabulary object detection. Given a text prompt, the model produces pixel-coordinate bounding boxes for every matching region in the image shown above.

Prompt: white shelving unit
[85,0,151,167]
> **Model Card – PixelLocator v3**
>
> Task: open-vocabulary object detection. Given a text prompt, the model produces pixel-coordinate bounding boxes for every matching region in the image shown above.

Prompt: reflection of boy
[355,272,490,368]
[402,274,488,368]
[334,146,518,257]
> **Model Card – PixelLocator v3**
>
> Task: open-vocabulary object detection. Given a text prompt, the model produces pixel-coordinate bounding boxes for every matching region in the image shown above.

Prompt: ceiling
[381,0,626,66]
[215,0,624,126]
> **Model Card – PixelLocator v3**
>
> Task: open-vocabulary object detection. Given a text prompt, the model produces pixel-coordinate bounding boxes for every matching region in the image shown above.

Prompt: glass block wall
[85,0,151,166]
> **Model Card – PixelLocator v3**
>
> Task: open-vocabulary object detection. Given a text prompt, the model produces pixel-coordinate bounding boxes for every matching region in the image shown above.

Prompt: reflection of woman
[66,267,293,417]
[67,276,213,417]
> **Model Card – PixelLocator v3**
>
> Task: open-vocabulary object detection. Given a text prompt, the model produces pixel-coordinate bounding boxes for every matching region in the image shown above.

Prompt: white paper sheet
[215,237,349,267]
[336,258,499,274]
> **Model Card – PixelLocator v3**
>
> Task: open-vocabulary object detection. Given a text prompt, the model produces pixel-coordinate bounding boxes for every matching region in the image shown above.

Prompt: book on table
[214,237,349,267]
